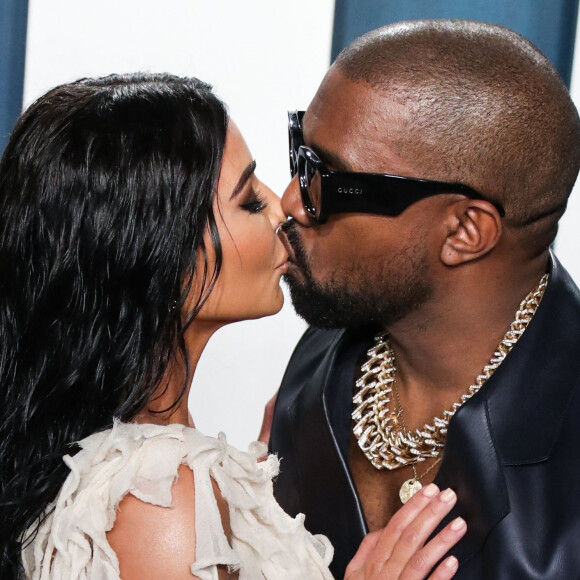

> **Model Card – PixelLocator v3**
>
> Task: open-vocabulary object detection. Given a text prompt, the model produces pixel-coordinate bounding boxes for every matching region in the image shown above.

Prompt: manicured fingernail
[423,483,439,497]
[445,556,459,569]
[451,517,466,531]
[440,488,456,503]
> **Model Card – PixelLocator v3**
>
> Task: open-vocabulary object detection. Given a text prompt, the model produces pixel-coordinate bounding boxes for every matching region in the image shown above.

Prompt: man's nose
[263,185,286,232]
[281,175,313,227]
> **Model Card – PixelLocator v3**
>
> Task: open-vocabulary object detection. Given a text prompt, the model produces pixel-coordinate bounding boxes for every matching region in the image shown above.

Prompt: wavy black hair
[0,72,229,576]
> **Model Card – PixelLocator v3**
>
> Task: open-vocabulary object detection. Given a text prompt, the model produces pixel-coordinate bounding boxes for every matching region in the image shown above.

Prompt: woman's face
[195,121,288,324]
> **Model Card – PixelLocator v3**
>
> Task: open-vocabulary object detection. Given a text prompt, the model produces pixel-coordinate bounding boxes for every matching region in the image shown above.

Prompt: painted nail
[423,483,439,497]
[445,556,459,569]
[451,517,466,531]
[440,488,456,503]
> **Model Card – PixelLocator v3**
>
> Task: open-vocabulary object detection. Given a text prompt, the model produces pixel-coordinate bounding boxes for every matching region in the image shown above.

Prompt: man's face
[280,68,436,329]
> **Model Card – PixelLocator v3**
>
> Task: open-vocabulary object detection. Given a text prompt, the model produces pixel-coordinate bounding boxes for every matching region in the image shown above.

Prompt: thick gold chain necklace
[352,274,549,471]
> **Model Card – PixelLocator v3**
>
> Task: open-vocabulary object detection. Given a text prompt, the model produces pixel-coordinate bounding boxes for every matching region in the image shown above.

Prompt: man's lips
[277,228,298,265]
[277,223,308,280]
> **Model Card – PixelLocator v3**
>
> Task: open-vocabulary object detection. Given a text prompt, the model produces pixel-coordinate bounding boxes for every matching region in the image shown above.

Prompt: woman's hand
[344,484,466,580]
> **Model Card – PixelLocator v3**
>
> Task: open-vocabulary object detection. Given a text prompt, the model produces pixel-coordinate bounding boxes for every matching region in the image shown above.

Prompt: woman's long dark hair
[0,73,228,576]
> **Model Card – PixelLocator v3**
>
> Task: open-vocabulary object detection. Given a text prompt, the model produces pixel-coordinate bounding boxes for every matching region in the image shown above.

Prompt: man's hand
[257,390,278,445]
[344,484,466,580]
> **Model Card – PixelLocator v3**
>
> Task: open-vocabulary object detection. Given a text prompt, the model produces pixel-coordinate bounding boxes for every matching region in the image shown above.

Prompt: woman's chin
[256,296,285,320]
[245,290,285,321]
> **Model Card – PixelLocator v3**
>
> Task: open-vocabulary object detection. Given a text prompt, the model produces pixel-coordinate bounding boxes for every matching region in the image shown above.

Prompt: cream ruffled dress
[21,421,334,580]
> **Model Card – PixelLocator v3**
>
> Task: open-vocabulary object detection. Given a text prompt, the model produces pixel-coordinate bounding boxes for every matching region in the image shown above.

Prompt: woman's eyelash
[240,188,268,214]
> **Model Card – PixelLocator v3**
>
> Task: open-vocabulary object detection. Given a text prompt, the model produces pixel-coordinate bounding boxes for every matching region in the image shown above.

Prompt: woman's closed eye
[240,187,268,214]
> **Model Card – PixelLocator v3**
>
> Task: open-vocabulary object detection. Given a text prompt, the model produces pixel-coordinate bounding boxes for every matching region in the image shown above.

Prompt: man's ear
[440,200,502,266]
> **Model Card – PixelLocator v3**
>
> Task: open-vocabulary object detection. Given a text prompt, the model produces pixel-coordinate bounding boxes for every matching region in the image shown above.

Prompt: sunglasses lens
[298,151,322,219]
[288,112,303,178]
[289,137,298,177]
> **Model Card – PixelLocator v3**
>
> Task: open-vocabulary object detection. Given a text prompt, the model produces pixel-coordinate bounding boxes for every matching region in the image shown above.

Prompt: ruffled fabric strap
[22,421,333,580]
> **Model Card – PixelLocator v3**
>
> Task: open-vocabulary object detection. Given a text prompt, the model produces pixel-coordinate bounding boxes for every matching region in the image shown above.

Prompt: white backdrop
[24,1,580,448]
[554,20,580,282]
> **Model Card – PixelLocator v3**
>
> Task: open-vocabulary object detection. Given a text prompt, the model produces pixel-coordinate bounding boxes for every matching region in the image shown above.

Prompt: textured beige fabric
[22,421,333,580]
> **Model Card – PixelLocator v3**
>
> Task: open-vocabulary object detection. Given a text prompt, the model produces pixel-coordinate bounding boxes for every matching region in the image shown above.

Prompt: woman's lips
[276,251,289,273]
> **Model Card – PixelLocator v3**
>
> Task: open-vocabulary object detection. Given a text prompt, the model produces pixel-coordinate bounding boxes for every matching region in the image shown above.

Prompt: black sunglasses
[288,110,505,224]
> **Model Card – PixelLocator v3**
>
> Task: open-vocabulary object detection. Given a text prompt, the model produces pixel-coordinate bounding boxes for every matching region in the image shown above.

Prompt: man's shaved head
[334,20,580,235]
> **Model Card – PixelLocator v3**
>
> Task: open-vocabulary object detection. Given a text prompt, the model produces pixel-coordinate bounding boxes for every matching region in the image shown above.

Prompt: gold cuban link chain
[352,273,549,470]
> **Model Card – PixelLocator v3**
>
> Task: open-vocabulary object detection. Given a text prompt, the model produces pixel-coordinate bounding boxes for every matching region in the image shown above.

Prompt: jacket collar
[434,252,580,563]
[483,253,580,464]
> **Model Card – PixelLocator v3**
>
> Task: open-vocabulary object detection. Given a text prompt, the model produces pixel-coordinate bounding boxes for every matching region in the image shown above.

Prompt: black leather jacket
[270,254,580,579]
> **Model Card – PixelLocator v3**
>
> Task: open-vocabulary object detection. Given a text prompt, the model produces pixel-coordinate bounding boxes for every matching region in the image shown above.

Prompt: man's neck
[384,254,549,430]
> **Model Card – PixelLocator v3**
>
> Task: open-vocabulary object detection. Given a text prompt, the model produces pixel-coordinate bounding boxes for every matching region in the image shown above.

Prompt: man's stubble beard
[282,220,433,330]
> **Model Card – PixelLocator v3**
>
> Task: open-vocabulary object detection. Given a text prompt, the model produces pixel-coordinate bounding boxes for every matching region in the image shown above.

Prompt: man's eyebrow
[230,160,257,200]
[310,144,353,172]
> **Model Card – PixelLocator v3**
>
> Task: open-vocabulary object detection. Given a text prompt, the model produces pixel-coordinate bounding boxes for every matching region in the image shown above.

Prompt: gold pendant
[399,478,422,504]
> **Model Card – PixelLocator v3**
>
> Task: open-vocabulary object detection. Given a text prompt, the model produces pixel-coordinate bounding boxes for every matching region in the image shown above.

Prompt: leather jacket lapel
[433,253,580,565]
[291,329,368,577]
[433,392,509,564]
[485,255,580,464]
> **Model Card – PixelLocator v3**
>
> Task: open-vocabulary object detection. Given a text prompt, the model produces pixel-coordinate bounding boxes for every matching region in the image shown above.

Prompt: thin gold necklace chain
[352,273,549,470]
[394,374,442,502]
[412,456,442,481]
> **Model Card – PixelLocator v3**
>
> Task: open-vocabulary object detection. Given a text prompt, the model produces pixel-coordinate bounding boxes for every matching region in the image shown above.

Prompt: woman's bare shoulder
[106,464,200,580]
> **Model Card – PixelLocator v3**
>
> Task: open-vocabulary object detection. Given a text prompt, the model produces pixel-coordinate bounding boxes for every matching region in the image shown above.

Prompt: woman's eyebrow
[230,160,257,200]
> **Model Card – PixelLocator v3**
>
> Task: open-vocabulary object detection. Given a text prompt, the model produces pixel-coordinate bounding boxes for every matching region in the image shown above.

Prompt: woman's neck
[134,320,222,427]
